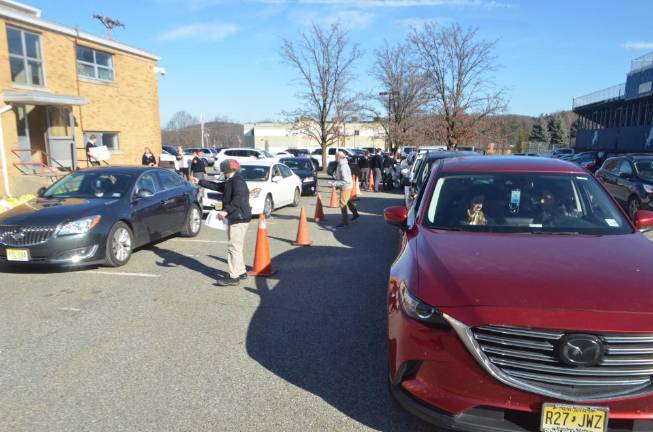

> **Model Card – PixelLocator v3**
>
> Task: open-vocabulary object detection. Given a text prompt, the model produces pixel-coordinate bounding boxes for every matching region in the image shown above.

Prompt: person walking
[190,150,207,181]
[86,135,100,166]
[196,159,251,286]
[332,151,360,228]
[359,151,370,190]
[371,148,383,192]
[141,147,157,166]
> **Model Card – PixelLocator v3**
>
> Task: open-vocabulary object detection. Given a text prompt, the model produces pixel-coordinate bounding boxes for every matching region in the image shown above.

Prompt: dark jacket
[142,153,156,166]
[199,174,251,224]
[371,154,383,170]
[190,156,206,173]
[358,156,370,169]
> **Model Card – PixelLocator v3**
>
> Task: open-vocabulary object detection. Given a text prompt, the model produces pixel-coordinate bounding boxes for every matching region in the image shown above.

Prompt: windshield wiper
[530,231,580,236]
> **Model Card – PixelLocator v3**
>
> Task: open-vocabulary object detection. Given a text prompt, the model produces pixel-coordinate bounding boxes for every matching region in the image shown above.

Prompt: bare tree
[281,23,362,170]
[410,23,507,150]
[372,41,428,152]
[165,111,199,131]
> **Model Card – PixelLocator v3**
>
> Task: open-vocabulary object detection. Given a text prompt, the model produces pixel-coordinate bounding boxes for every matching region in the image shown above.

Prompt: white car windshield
[424,172,632,235]
[240,166,270,181]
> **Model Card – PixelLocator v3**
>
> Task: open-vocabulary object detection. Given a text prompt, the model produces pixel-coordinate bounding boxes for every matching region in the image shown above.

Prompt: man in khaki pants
[196,159,252,286]
[332,151,360,228]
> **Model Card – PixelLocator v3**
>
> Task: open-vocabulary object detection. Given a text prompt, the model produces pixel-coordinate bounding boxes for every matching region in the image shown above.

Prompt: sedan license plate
[541,403,608,432]
[6,248,30,262]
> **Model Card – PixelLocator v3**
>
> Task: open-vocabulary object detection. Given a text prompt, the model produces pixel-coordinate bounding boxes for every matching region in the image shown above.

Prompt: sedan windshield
[240,166,270,182]
[281,160,312,171]
[634,160,653,181]
[44,172,134,199]
[424,173,631,235]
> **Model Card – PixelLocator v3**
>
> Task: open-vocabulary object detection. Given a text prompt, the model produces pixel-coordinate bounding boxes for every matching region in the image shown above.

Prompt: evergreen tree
[547,115,566,146]
[515,128,528,153]
[528,116,549,143]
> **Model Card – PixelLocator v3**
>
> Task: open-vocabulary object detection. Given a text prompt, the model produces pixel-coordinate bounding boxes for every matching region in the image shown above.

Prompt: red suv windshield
[424,172,632,235]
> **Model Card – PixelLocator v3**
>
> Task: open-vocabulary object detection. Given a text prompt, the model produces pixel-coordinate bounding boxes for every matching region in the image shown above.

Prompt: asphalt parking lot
[0,178,435,432]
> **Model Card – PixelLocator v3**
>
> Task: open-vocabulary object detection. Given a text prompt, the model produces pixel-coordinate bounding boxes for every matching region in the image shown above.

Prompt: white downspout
[0,104,15,197]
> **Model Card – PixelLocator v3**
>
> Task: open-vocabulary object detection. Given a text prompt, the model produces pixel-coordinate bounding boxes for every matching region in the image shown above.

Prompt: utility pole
[379,90,398,152]
[200,114,205,148]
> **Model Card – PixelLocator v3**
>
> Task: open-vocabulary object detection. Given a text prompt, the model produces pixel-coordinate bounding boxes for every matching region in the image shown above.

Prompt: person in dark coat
[196,159,251,286]
[86,135,100,166]
[371,148,384,192]
[359,151,370,190]
[141,147,157,166]
[190,150,207,180]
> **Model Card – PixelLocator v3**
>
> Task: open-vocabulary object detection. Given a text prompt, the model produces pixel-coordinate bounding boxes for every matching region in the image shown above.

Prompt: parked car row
[385,155,653,430]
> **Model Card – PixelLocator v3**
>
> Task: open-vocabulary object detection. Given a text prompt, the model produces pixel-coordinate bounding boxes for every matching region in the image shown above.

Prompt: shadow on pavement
[245,194,433,431]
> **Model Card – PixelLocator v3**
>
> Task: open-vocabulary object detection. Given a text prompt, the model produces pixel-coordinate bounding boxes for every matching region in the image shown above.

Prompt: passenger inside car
[466,195,487,225]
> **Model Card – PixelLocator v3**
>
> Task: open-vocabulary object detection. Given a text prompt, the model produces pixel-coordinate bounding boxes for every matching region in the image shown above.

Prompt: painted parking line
[84,271,160,278]
[169,239,228,244]
[57,307,81,312]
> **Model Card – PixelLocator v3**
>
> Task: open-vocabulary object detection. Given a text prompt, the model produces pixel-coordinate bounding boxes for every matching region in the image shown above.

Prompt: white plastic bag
[205,210,228,231]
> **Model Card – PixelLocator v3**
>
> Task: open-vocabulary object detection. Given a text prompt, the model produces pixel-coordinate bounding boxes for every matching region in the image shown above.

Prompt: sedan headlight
[399,282,450,328]
[249,188,262,198]
[57,215,102,236]
[644,184,653,194]
[302,176,314,183]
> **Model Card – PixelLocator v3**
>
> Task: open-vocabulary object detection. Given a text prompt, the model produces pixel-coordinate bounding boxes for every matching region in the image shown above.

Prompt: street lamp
[379,90,399,152]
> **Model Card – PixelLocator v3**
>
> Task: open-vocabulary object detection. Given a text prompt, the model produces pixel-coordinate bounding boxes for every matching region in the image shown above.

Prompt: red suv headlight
[399,282,450,329]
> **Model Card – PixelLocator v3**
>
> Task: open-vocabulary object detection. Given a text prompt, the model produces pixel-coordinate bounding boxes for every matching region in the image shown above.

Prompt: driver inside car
[466,195,487,225]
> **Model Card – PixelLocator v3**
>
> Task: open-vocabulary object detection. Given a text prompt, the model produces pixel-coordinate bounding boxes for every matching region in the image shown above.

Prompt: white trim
[0,5,159,61]
[0,1,39,17]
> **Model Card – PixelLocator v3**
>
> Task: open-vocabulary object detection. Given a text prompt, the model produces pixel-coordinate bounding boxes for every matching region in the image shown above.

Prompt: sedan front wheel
[105,222,133,267]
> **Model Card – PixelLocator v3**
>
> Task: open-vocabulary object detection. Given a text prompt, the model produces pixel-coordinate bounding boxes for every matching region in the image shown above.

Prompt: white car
[310,147,354,169]
[214,148,277,173]
[200,160,302,218]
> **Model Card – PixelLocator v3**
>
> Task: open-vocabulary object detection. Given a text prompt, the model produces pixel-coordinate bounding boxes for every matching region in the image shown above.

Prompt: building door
[15,105,30,162]
[46,106,75,169]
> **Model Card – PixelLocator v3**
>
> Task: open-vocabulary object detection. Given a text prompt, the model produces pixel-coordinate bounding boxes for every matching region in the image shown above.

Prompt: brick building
[0,0,161,196]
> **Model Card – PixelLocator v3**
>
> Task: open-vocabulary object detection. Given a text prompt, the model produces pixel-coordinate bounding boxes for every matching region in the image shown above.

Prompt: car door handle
[161,198,173,205]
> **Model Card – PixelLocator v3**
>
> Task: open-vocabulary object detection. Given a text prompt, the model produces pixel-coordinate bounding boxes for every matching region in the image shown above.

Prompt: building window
[76,45,115,81]
[84,132,120,151]
[6,26,44,87]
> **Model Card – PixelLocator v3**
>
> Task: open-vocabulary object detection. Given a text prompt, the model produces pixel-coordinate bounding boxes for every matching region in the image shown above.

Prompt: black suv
[595,154,653,220]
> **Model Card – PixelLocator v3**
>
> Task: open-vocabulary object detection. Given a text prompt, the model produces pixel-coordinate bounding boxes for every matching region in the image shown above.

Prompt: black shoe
[216,277,240,286]
[239,273,248,280]
[351,214,360,221]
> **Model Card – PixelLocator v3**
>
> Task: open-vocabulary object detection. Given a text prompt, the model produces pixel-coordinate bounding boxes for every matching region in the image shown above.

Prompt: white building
[243,121,386,152]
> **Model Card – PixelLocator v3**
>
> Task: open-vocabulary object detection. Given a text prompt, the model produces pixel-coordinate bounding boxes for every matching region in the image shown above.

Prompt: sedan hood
[415,229,653,313]
[0,198,116,225]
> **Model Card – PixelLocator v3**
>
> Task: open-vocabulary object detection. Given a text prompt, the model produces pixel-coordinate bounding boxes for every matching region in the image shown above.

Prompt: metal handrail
[10,148,71,172]
[631,51,653,73]
[572,83,625,109]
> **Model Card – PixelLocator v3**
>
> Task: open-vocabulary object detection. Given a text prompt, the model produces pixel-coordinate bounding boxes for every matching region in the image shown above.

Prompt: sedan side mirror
[384,206,408,229]
[272,175,283,183]
[37,186,47,197]
[634,210,653,231]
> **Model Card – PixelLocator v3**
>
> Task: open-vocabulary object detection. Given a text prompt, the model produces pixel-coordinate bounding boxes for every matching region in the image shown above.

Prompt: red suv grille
[462,324,653,402]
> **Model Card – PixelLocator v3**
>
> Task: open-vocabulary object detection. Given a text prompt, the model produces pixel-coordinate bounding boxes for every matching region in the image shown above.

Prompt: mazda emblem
[559,334,603,367]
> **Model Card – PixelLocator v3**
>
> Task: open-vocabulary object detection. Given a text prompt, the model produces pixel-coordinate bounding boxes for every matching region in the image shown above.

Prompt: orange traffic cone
[314,192,325,222]
[247,214,276,277]
[329,184,339,208]
[368,170,374,191]
[293,207,312,247]
[351,175,360,201]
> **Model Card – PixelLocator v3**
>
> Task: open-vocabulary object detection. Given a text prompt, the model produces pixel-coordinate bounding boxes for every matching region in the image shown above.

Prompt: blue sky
[26,0,653,125]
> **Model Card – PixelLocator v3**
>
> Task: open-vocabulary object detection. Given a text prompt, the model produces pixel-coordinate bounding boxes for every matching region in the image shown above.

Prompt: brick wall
[0,18,161,196]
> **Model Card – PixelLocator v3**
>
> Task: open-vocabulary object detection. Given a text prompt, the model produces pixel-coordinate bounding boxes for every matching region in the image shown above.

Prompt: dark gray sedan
[0,166,202,267]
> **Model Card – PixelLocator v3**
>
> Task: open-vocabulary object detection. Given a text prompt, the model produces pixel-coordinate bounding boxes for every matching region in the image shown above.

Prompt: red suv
[384,156,653,432]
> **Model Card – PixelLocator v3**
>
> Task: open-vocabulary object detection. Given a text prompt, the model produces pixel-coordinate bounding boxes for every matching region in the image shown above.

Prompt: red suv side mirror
[384,206,408,229]
[635,210,653,230]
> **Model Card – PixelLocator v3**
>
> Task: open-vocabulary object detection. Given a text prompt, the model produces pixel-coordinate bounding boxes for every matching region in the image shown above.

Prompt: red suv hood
[415,229,653,312]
